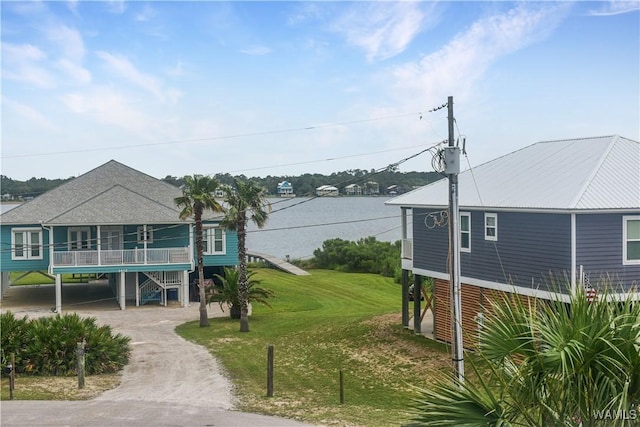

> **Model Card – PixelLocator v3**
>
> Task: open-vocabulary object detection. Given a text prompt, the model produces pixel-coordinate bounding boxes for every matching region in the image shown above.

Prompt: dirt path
[3,284,235,408]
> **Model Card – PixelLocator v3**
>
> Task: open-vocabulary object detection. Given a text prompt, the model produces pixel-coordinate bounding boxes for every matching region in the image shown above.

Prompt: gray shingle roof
[1,160,223,225]
[386,135,640,211]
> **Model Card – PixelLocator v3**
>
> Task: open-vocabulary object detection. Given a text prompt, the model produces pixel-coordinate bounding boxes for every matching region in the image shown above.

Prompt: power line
[1,110,436,160]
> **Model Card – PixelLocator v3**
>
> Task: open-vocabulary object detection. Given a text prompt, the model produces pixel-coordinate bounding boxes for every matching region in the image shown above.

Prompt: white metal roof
[386,135,640,211]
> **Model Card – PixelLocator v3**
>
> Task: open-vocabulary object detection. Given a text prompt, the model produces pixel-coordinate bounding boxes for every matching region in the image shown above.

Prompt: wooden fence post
[77,341,85,389]
[267,344,274,397]
[9,353,15,400]
[339,369,345,404]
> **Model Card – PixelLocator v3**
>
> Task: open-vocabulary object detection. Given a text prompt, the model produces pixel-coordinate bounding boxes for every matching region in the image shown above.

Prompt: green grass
[176,269,451,427]
[9,271,98,285]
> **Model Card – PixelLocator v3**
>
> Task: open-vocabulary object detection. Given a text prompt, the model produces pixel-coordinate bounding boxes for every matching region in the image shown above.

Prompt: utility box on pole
[444,146,461,175]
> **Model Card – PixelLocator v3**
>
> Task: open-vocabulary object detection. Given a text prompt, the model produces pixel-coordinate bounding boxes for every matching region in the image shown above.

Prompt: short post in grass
[339,369,344,404]
[7,353,15,400]
[77,341,86,389]
[267,344,274,397]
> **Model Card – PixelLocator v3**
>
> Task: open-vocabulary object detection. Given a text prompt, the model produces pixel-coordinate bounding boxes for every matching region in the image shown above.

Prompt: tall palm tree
[221,178,271,332]
[407,284,640,426]
[175,175,224,327]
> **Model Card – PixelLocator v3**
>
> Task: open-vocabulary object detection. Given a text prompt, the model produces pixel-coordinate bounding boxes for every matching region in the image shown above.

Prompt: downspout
[41,222,54,275]
[571,213,577,295]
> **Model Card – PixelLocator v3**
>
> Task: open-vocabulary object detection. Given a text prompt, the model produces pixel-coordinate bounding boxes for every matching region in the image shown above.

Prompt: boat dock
[246,251,310,276]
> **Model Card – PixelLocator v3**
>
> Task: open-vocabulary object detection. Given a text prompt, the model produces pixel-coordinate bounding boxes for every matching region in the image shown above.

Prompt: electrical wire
[1,110,438,160]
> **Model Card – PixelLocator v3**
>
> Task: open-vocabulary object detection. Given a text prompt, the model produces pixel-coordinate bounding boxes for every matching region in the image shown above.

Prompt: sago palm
[221,178,271,332]
[175,175,224,327]
[407,284,640,427]
[206,267,274,319]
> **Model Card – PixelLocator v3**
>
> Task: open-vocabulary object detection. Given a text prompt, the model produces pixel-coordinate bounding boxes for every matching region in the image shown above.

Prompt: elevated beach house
[387,135,640,347]
[0,160,238,312]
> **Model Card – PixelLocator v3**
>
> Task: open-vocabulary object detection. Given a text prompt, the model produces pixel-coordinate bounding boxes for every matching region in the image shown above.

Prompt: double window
[623,216,640,265]
[68,227,91,250]
[12,228,43,260]
[203,227,225,255]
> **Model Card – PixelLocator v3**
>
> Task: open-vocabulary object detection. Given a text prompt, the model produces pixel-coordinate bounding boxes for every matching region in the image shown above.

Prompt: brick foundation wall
[433,279,534,349]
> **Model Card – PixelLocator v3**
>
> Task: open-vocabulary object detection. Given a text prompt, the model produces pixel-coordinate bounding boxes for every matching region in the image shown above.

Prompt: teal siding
[0,225,50,272]
[202,229,239,267]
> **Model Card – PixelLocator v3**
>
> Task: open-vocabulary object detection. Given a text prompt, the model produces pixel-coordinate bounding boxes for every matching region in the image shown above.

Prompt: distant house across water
[316,185,339,197]
[364,181,379,195]
[344,184,362,196]
[277,181,295,197]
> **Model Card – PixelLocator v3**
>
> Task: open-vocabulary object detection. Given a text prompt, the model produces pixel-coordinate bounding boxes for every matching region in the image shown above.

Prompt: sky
[1,0,639,181]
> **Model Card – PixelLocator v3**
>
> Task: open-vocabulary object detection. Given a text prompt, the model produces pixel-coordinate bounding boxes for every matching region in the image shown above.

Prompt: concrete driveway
[0,283,314,427]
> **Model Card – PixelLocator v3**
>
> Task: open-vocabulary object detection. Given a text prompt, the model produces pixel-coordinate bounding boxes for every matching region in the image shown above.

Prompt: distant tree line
[2,169,442,199]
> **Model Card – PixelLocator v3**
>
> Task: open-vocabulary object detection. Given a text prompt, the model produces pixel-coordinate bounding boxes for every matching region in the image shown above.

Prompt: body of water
[247,197,402,260]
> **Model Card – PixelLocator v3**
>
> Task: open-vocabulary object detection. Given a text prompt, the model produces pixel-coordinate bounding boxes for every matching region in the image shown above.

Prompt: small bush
[1,311,130,376]
[311,236,402,279]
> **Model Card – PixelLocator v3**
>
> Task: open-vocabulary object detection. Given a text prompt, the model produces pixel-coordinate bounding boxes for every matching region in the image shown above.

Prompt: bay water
[247,197,402,260]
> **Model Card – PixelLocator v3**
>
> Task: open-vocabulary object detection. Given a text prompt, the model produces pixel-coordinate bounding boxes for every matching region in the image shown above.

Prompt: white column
[1,272,11,302]
[182,270,189,307]
[55,274,62,313]
[143,225,148,264]
[97,225,102,265]
[119,271,126,310]
[135,272,140,307]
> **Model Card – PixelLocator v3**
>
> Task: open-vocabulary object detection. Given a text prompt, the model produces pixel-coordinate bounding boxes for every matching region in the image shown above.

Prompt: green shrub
[311,236,402,279]
[1,311,130,376]
[0,311,30,372]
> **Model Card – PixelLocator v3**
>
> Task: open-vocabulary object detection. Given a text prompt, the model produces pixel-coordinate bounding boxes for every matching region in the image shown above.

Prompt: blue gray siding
[577,213,640,287]
[413,209,572,291]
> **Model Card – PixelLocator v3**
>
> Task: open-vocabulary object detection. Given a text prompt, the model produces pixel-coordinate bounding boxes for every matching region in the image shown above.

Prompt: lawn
[9,271,98,285]
[176,269,452,427]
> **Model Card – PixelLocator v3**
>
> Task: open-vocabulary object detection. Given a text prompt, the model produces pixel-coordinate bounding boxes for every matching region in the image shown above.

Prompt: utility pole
[444,96,464,383]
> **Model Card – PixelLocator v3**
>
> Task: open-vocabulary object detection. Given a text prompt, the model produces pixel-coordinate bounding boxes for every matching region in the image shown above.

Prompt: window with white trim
[460,212,471,252]
[137,226,154,244]
[68,227,91,250]
[623,216,640,265]
[485,213,498,241]
[203,227,225,255]
[12,228,43,260]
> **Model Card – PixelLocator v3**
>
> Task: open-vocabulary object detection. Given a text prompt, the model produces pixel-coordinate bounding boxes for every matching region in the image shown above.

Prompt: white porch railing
[53,247,190,267]
[401,239,413,260]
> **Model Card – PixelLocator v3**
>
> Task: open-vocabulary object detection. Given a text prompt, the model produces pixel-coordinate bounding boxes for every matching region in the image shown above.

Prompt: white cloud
[55,59,91,85]
[61,86,154,135]
[1,42,56,88]
[588,1,640,16]
[240,46,272,56]
[45,24,85,62]
[330,1,433,62]
[390,3,570,104]
[96,51,181,104]
[135,4,157,22]
[2,96,54,129]
[105,0,126,15]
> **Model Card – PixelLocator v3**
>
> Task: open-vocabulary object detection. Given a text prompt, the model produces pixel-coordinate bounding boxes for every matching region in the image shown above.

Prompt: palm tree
[221,178,271,332]
[407,284,640,426]
[175,175,224,327]
[206,266,274,319]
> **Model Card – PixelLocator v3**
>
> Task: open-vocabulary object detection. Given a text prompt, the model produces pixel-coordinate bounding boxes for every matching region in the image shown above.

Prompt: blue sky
[2,1,639,181]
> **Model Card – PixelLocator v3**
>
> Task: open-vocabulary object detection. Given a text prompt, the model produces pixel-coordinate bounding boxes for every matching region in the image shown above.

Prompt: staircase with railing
[138,271,183,305]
